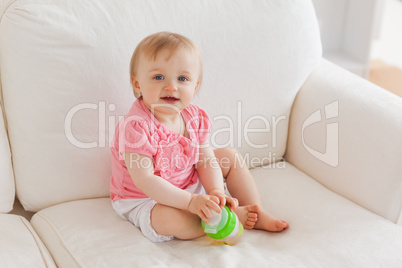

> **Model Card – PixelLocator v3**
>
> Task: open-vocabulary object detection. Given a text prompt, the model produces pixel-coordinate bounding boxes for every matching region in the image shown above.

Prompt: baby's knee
[151,205,203,239]
[167,210,204,240]
[215,147,244,166]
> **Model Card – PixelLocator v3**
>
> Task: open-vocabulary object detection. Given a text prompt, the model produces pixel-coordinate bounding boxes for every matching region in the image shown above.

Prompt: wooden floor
[368,60,402,98]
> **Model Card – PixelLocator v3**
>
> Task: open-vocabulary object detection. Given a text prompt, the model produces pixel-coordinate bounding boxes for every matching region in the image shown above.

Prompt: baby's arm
[123,152,220,222]
[196,144,238,211]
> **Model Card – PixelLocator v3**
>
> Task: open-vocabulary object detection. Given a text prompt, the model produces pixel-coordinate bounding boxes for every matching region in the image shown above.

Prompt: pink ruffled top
[110,99,211,201]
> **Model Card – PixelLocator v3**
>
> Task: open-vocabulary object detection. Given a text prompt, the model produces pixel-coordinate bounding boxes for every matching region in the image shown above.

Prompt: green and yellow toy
[201,206,243,245]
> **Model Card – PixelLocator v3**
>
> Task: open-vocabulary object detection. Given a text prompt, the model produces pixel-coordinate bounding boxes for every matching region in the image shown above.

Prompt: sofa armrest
[285,59,402,224]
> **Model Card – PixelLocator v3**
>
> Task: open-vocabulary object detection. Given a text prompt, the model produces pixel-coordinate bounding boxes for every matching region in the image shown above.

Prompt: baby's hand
[187,194,221,223]
[209,190,239,212]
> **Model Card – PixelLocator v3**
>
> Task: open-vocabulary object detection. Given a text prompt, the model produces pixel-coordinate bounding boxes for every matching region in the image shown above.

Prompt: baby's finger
[209,195,220,206]
[218,195,226,208]
[201,207,214,223]
[202,206,212,219]
[227,197,238,211]
[199,212,209,224]
[210,193,225,209]
[207,199,221,214]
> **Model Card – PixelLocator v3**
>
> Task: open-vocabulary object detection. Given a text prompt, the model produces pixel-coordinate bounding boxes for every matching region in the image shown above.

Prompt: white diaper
[112,179,206,243]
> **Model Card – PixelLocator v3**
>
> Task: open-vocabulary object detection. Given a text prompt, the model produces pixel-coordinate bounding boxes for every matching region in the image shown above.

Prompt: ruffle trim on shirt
[118,120,156,160]
[153,124,196,180]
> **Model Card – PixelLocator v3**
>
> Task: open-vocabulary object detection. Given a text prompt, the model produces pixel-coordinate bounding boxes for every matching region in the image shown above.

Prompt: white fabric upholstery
[30,163,402,267]
[0,86,14,213]
[2,0,402,267]
[286,59,402,224]
[0,214,56,267]
[0,0,321,211]
[0,0,16,213]
[0,0,13,18]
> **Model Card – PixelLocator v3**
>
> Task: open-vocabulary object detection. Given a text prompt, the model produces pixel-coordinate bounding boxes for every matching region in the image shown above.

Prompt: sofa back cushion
[0,96,14,213]
[0,0,321,211]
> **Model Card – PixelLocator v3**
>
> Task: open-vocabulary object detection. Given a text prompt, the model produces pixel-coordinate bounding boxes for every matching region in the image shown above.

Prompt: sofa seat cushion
[31,163,402,267]
[0,214,55,267]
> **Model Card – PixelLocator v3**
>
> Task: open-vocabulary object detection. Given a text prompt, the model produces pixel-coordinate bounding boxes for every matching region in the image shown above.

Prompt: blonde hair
[129,31,203,98]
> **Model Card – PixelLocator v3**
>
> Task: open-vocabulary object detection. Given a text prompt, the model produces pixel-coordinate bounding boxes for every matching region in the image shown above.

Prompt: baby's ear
[131,76,141,92]
[194,81,200,92]
[131,76,142,98]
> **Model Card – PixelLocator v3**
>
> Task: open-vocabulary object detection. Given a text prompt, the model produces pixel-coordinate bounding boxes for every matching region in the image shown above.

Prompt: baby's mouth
[161,96,179,103]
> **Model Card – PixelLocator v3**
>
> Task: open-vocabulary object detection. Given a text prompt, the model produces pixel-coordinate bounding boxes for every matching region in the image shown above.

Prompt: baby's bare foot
[234,205,259,229]
[255,209,289,232]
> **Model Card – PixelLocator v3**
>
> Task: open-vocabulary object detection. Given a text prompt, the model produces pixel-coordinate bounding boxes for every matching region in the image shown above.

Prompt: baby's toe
[247,212,258,221]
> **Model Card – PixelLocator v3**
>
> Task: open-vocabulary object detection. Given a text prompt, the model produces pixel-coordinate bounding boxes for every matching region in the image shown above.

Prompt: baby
[110,31,288,242]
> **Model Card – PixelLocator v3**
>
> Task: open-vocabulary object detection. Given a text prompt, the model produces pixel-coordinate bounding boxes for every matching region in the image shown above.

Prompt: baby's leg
[214,148,289,232]
[151,203,205,240]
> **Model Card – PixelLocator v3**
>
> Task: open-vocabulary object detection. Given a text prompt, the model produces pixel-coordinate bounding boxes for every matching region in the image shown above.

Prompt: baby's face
[132,48,200,117]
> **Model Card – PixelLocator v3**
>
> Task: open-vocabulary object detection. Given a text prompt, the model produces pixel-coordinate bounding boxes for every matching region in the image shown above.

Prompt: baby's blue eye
[154,75,163,80]
[178,76,188,82]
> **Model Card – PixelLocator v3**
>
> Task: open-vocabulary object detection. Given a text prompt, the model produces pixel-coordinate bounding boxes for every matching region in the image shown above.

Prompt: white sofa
[1,0,402,267]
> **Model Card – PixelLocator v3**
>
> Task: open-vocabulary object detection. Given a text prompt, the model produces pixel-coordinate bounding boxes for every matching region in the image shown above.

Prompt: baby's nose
[163,81,178,91]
